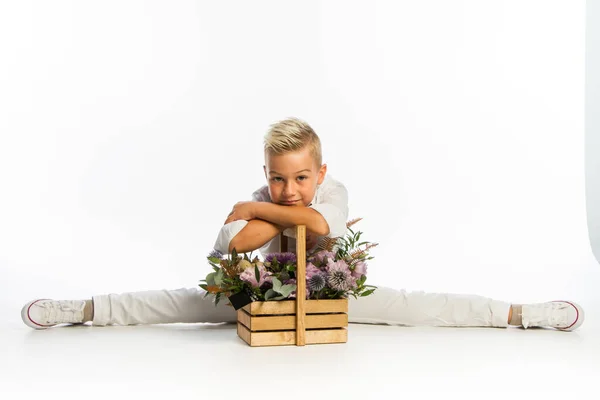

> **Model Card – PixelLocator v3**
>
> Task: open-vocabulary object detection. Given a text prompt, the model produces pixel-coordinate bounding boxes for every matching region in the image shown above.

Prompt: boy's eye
[271,176,308,182]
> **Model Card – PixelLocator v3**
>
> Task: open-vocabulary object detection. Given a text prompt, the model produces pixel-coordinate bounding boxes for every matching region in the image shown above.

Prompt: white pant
[91,286,511,328]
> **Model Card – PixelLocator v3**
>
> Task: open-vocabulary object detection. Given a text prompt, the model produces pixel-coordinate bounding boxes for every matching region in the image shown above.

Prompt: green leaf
[264,289,277,300]
[214,269,224,286]
[271,277,282,293]
[277,283,296,298]
[356,275,366,287]
[360,289,375,297]
[205,272,216,286]
[254,265,261,284]
[208,257,221,264]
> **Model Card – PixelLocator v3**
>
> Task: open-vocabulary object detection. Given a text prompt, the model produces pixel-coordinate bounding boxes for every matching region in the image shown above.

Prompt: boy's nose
[283,182,295,196]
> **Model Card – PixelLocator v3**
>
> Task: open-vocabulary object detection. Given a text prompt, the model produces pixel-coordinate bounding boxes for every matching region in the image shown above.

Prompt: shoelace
[36,300,84,324]
[523,302,569,328]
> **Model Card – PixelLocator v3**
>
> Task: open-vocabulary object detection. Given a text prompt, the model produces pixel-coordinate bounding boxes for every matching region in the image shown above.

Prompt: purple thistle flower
[326,260,356,291]
[208,249,223,259]
[265,252,297,265]
[308,273,326,292]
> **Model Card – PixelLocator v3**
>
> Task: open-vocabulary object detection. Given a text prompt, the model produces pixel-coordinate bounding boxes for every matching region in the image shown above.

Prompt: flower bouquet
[200,218,378,308]
[200,218,378,347]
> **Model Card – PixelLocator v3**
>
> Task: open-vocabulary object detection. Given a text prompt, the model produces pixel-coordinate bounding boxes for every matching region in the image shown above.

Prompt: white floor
[2,306,599,400]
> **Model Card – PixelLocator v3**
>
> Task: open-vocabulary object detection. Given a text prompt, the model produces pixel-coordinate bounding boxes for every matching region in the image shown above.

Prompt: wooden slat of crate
[242,299,348,315]
[237,309,347,331]
[237,323,347,347]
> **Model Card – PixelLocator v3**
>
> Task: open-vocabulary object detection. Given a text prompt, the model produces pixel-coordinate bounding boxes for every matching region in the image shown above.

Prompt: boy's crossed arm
[226,201,329,234]
[225,202,328,253]
[227,219,281,253]
[213,182,348,255]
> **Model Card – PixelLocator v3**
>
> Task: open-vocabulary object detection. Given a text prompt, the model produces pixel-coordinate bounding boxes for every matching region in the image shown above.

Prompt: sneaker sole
[21,299,57,330]
[553,300,585,331]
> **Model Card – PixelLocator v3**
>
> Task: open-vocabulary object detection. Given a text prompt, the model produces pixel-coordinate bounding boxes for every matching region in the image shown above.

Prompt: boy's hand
[224,201,256,225]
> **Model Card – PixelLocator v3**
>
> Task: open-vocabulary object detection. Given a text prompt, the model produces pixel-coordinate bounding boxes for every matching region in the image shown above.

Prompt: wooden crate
[236,225,349,346]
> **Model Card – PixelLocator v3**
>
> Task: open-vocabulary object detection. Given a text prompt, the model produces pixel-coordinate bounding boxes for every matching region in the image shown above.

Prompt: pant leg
[91,287,237,326]
[348,286,511,328]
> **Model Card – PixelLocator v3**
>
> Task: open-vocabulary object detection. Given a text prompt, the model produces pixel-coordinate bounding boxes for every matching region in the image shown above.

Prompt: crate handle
[280,226,306,346]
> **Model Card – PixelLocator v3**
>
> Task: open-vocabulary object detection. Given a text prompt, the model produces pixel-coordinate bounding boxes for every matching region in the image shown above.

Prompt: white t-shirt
[212,174,349,257]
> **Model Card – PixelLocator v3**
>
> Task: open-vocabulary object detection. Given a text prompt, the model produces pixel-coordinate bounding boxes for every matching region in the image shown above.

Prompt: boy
[21,118,584,331]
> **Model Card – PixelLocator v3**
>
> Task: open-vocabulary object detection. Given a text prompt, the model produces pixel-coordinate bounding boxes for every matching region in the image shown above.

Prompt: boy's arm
[251,183,349,238]
[252,203,330,236]
[215,180,349,254]
[228,219,282,253]
[213,219,281,255]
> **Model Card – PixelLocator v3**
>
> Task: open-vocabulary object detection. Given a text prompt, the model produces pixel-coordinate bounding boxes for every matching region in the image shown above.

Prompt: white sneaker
[21,299,86,329]
[521,301,584,331]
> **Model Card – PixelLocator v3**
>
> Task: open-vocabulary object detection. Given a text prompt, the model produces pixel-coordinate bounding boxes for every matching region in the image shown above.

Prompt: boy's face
[263,146,326,207]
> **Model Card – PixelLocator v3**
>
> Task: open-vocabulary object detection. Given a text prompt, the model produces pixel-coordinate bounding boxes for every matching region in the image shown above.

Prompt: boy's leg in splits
[21,286,584,331]
[347,286,584,331]
[21,288,237,329]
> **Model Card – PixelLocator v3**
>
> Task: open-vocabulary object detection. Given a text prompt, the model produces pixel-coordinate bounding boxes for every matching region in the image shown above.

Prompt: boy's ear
[263,165,267,179]
[317,163,327,185]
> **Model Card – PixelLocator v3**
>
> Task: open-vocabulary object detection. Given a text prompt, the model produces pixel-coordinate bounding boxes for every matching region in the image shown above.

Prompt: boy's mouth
[281,200,299,205]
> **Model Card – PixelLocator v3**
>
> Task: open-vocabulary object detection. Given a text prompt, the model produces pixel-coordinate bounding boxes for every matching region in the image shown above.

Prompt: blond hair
[263,117,322,166]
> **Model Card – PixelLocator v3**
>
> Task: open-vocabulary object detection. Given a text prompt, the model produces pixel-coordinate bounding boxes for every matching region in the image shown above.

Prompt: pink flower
[325,259,349,273]
[311,250,336,267]
[240,265,272,288]
[351,261,367,279]
[305,262,321,279]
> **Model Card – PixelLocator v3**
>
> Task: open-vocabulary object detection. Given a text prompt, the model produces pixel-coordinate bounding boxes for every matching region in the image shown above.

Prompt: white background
[588,0,600,265]
[1,0,597,322]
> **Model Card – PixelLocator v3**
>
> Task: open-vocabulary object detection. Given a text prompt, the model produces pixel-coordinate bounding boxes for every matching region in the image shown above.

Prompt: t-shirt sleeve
[309,182,349,238]
[212,186,269,254]
[251,186,270,202]
[212,220,248,254]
